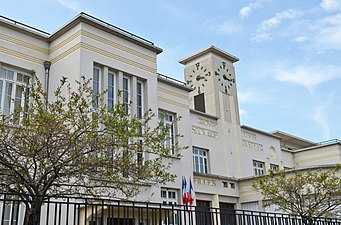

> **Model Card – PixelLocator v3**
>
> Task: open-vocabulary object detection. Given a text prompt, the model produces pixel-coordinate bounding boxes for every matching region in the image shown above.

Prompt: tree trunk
[23,197,43,225]
[302,216,315,225]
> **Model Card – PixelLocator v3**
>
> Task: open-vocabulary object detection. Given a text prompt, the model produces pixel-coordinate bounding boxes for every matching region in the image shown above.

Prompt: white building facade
[0,12,340,217]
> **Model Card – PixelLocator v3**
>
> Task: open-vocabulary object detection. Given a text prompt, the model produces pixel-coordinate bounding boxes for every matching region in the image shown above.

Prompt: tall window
[253,160,265,176]
[161,189,178,205]
[0,67,30,122]
[93,67,101,109]
[123,77,130,113]
[159,111,176,155]
[108,72,115,110]
[136,81,143,118]
[136,139,144,166]
[193,147,209,173]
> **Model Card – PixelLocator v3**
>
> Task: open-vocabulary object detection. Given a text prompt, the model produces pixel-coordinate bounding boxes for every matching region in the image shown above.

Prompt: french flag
[189,178,195,210]
[182,176,188,205]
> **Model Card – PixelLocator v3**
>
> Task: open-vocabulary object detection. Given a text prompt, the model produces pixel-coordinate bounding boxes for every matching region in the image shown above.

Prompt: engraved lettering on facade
[198,117,217,128]
[242,139,263,151]
[192,125,218,139]
[242,130,257,141]
[194,178,217,186]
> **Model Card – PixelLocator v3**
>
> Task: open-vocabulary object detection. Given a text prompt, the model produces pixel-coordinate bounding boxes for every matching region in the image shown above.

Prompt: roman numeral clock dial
[214,62,235,94]
[186,62,211,94]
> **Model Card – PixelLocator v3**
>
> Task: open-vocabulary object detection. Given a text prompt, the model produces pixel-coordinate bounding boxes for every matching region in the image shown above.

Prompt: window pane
[123,78,129,113]
[123,78,128,90]
[7,70,14,80]
[23,75,30,84]
[17,73,23,82]
[4,83,13,116]
[108,73,115,110]
[0,68,6,78]
[137,82,142,94]
[93,68,100,94]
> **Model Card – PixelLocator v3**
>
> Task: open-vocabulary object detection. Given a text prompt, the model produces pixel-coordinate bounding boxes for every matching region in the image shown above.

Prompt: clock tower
[179,45,240,124]
[180,46,243,178]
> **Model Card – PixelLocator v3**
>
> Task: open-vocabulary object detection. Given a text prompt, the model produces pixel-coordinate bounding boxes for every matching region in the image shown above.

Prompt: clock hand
[196,75,205,81]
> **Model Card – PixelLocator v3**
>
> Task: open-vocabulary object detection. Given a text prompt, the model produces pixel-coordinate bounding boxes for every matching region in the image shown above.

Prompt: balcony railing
[0,193,340,225]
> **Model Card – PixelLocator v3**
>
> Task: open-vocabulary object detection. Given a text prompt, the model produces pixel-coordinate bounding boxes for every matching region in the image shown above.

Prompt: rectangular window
[123,77,130,113]
[160,190,179,225]
[161,189,178,205]
[0,67,30,122]
[193,147,209,173]
[93,67,101,109]
[253,160,265,176]
[270,164,279,171]
[136,81,143,118]
[108,72,115,110]
[194,93,205,113]
[241,201,259,211]
[2,202,19,225]
[159,111,176,155]
[136,139,144,166]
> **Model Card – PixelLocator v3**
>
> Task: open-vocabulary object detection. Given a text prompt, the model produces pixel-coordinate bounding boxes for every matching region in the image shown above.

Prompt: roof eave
[179,45,239,65]
[48,12,163,54]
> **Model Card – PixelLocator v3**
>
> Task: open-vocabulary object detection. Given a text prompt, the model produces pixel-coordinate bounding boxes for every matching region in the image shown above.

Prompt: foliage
[252,165,341,224]
[0,77,184,200]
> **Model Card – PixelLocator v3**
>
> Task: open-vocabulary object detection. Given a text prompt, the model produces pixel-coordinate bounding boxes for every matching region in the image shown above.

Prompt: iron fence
[0,193,340,225]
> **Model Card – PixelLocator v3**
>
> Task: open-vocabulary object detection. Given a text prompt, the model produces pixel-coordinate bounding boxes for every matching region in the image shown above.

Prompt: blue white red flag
[189,177,195,210]
[182,176,188,205]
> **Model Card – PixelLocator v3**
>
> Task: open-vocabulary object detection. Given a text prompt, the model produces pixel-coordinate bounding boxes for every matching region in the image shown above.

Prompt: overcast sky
[1,0,340,142]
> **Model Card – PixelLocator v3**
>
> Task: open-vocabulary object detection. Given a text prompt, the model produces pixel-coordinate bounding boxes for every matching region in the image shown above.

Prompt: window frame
[192,147,209,174]
[158,110,176,155]
[136,80,144,118]
[270,164,279,171]
[93,67,101,109]
[161,188,178,205]
[253,160,265,176]
[122,76,130,114]
[108,71,116,110]
[0,66,31,122]
[135,138,144,166]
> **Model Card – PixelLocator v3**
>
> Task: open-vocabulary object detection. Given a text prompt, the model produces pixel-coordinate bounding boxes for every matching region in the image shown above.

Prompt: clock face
[186,62,211,94]
[214,62,235,93]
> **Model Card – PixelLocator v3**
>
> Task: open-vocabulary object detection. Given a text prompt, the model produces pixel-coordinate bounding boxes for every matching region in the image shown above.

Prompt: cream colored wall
[48,21,158,98]
[238,179,261,206]
[239,128,294,177]
[156,81,192,201]
[293,144,341,167]
[0,24,48,81]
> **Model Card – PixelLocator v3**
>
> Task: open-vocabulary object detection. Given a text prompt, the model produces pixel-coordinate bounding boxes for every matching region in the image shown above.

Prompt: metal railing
[0,193,340,225]
[0,15,50,35]
[317,139,341,146]
[80,12,155,46]
[157,73,187,87]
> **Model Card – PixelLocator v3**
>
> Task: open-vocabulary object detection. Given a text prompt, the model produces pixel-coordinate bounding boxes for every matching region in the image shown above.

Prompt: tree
[252,165,341,225]
[0,77,185,225]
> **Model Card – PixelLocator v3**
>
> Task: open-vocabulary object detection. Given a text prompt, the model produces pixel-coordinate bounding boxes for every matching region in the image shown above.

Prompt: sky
[0,0,340,143]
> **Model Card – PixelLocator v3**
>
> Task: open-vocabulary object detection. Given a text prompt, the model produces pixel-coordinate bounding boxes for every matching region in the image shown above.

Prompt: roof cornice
[179,45,239,65]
